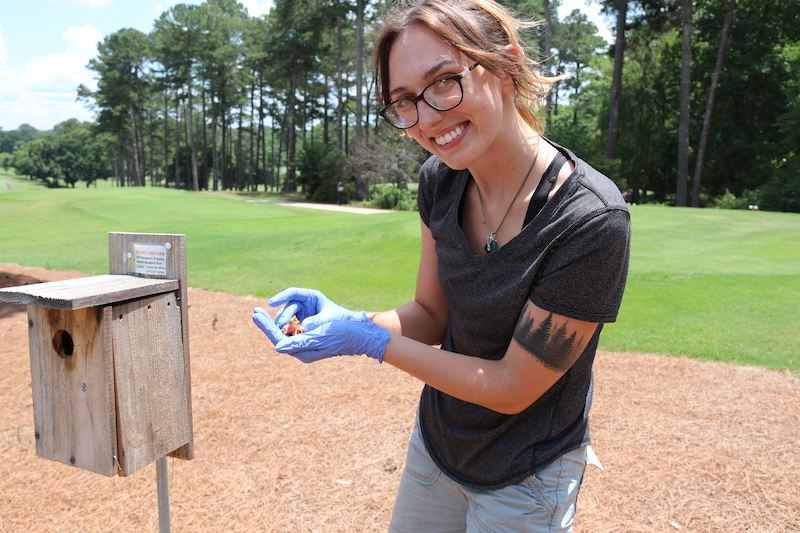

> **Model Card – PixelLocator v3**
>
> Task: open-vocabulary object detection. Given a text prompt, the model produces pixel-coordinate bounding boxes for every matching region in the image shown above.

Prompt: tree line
[1,0,798,212]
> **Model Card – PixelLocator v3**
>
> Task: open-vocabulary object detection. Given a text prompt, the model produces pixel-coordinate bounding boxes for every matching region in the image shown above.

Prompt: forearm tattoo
[513,304,585,372]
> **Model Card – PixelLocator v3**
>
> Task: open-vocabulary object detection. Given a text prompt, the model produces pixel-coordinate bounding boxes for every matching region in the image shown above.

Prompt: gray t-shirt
[416,142,630,490]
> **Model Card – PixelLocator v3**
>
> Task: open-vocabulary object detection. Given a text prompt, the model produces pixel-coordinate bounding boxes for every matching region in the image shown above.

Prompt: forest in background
[0,0,798,212]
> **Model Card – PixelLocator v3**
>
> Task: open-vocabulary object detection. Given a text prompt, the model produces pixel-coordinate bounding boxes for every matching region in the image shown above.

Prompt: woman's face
[387,24,516,171]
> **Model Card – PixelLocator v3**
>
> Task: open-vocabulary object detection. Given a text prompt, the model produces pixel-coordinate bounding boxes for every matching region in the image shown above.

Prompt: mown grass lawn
[1,174,798,371]
[606,205,800,370]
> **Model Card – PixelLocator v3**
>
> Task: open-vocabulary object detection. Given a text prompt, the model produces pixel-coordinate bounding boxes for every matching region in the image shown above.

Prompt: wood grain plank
[28,306,118,476]
[0,275,178,310]
[112,292,190,477]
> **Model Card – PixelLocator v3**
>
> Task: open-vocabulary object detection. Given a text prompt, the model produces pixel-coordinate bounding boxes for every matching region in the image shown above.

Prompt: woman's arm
[382,299,599,415]
[370,220,598,415]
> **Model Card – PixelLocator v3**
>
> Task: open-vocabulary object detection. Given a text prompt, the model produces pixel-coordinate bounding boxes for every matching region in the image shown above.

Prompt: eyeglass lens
[383,73,466,129]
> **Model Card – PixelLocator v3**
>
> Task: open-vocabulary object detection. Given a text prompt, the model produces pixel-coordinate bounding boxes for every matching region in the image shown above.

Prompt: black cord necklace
[475,146,540,253]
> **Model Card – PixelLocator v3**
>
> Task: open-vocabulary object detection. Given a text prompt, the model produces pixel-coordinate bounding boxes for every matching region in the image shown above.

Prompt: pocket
[521,473,557,518]
[469,475,557,532]
[403,424,442,486]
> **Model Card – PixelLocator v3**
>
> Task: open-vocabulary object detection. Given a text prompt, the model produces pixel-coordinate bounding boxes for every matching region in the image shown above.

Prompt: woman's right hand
[269,287,369,332]
[252,309,390,364]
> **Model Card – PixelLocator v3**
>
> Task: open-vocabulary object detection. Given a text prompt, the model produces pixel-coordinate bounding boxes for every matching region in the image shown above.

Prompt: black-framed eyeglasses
[379,63,480,130]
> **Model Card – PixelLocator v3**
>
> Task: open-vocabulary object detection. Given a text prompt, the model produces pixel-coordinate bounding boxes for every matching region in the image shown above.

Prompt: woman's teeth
[435,125,464,146]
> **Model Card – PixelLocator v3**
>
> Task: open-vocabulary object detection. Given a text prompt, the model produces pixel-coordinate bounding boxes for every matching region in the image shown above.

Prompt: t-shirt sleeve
[530,208,630,323]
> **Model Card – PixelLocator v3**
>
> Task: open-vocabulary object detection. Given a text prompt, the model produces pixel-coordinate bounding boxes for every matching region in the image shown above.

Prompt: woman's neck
[469,124,543,202]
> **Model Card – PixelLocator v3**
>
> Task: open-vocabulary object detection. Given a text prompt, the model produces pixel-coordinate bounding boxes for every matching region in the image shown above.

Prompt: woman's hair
[374,0,562,134]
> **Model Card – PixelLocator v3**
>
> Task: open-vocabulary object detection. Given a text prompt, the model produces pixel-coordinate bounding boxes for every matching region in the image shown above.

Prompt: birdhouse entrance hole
[52,330,74,358]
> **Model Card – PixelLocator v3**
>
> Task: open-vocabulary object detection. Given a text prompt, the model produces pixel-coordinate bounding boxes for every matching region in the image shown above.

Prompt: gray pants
[389,424,601,533]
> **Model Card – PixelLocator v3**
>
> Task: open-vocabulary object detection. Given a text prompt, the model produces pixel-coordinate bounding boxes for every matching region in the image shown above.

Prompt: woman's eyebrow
[389,59,457,98]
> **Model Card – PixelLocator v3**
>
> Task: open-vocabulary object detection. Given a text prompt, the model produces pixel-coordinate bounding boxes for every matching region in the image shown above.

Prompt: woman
[253,0,630,531]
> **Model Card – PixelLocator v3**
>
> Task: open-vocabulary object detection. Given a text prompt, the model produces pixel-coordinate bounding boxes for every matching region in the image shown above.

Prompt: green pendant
[484,237,497,253]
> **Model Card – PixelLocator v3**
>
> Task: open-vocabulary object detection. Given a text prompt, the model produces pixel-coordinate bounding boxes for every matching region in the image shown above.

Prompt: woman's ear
[502,44,522,94]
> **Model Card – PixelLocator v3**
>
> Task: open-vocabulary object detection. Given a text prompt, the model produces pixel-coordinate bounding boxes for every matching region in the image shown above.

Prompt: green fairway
[601,205,800,370]
[0,185,797,371]
[0,183,421,311]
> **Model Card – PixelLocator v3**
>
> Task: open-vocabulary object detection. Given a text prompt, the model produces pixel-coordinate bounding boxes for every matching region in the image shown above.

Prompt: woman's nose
[416,100,444,128]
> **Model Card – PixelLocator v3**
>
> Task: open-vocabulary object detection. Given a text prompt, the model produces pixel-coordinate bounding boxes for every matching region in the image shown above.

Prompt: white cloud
[0,25,102,130]
[24,25,101,92]
[64,24,103,56]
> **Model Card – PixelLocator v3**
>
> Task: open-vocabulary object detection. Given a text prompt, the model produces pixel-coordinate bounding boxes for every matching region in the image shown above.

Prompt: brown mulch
[0,263,798,532]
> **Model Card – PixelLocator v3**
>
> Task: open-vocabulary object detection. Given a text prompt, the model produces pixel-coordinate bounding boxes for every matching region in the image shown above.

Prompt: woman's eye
[394,99,414,111]
[435,77,457,88]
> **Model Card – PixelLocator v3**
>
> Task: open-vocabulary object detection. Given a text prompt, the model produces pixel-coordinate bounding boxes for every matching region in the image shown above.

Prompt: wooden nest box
[0,233,193,477]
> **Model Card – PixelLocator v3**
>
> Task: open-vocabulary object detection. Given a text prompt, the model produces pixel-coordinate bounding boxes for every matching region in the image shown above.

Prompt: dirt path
[241,198,393,215]
[0,263,797,532]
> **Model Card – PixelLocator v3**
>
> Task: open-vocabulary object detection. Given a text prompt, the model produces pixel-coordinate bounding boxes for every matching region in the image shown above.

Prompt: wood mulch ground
[0,263,798,532]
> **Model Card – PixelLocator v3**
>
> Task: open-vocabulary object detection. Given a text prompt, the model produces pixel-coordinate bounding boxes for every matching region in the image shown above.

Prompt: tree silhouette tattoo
[513,307,585,372]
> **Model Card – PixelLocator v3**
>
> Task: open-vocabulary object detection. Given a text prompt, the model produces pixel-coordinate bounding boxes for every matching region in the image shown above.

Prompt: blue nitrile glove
[269,287,369,332]
[252,307,390,364]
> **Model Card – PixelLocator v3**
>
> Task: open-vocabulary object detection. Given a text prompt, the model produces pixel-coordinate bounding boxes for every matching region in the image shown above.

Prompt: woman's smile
[434,123,467,147]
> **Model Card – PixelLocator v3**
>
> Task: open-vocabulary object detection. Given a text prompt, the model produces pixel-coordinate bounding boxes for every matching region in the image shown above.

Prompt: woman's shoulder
[417,155,469,226]
[548,141,627,211]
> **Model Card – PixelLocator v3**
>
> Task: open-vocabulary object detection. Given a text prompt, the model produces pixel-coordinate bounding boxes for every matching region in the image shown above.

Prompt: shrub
[712,189,761,210]
[370,186,416,211]
[759,155,800,212]
[297,142,351,203]
[712,190,746,210]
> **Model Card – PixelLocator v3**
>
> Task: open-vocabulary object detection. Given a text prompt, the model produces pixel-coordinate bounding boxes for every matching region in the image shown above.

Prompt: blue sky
[0,0,610,132]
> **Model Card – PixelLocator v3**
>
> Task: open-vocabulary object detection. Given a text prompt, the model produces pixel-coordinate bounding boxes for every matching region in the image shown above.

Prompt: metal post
[156,456,170,533]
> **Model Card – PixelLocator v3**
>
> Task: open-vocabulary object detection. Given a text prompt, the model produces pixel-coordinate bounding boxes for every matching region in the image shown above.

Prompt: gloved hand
[252,307,391,364]
[269,287,369,331]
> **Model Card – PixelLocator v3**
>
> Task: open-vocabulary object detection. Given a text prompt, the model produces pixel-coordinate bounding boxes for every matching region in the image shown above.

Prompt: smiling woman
[251,1,631,532]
